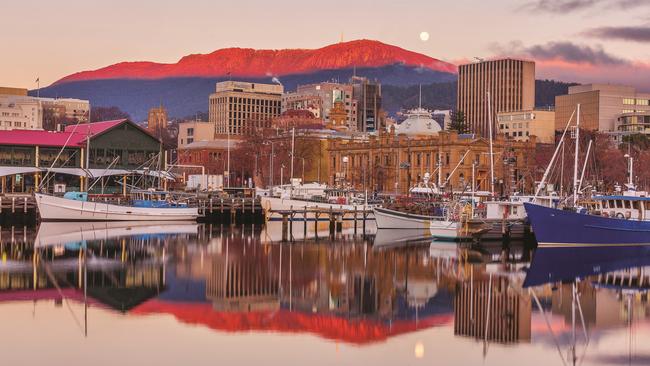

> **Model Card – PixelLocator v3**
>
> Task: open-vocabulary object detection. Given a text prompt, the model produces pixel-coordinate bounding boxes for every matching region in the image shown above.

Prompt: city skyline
[3,0,650,89]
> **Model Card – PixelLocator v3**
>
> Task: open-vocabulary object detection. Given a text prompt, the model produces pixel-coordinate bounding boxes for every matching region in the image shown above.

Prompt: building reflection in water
[1,222,650,349]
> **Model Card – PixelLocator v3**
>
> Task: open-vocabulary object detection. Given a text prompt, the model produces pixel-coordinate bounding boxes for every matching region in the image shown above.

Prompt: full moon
[419,31,430,42]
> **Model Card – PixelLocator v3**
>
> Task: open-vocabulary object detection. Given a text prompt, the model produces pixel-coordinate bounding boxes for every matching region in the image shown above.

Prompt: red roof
[64,119,126,136]
[0,119,135,148]
[0,129,86,147]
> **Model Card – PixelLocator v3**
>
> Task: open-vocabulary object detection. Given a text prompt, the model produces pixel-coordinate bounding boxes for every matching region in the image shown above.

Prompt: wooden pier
[269,206,373,242]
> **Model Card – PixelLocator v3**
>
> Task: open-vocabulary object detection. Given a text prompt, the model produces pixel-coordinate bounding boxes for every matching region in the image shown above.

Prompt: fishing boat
[35,190,199,221]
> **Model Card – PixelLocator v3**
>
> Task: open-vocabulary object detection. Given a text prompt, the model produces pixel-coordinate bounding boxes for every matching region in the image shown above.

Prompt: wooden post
[122,176,127,196]
[353,206,358,235]
[336,213,343,232]
[303,206,307,239]
[12,197,15,213]
[329,208,335,237]
[289,205,294,242]
[282,214,289,242]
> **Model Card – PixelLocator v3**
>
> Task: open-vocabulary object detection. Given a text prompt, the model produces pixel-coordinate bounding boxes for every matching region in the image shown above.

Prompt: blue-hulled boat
[524,192,650,248]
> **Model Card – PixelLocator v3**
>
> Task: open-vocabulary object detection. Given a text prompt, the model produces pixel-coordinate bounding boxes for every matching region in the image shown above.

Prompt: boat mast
[534,109,576,200]
[577,140,592,194]
[572,104,581,206]
[486,91,495,198]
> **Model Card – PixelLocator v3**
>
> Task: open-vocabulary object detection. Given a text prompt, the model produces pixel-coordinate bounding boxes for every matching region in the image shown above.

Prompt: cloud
[584,25,650,42]
[489,41,627,65]
[488,40,650,91]
[521,0,650,13]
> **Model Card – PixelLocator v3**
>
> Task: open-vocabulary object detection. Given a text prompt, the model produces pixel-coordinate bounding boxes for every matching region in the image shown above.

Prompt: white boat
[373,207,435,229]
[35,192,199,221]
[429,219,490,241]
[259,180,373,221]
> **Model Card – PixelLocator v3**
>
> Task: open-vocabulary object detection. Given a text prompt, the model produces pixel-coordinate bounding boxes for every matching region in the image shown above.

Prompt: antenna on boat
[572,104,581,207]
[534,108,576,201]
[486,91,495,198]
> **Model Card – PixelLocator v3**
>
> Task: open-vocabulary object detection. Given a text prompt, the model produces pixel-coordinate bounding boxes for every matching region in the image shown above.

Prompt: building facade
[0,119,162,193]
[351,76,382,132]
[282,82,356,130]
[497,109,555,144]
[209,81,283,136]
[555,84,650,132]
[328,129,536,195]
[147,105,168,138]
[0,94,42,130]
[177,120,215,148]
[457,59,535,137]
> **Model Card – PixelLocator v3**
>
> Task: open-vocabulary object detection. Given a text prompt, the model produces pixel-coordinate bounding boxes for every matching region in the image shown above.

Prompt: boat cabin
[593,195,650,220]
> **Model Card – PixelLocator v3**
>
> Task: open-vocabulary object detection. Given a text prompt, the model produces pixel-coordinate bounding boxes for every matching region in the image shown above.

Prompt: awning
[133,170,176,181]
[87,168,131,178]
[45,167,92,177]
[0,166,42,177]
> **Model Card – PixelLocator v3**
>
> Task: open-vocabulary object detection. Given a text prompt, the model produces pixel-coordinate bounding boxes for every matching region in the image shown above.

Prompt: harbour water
[1,222,649,366]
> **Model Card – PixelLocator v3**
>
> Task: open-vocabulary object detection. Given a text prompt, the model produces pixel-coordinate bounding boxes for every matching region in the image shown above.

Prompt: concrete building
[555,84,650,132]
[497,109,555,144]
[282,82,356,130]
[40,98,90,129]
[0,94,42,130]
[457,59,535,137]
[351,76,382,132]
[147,104,168,138]
[209,81,283,136]
[177,120,215,149]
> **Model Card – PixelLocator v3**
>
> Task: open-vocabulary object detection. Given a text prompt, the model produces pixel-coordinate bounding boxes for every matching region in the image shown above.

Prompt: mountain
[54,40,456,84]
[38,40,458,120]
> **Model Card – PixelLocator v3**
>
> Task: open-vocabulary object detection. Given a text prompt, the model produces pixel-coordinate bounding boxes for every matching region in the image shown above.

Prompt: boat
[373,206,441,229]
[259,179,374,221]
[35,190,199,221]
[525,145,650,248]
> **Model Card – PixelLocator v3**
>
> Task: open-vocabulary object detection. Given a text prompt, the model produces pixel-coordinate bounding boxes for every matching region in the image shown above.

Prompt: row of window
[623,98,650,106]
[601,199,650,210]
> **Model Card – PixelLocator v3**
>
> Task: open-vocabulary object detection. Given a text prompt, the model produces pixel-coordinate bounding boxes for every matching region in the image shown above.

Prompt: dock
[269,206,373,242]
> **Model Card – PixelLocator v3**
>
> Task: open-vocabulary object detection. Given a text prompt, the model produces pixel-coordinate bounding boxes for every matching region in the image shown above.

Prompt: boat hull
[373,207,432,229]
[429,220,490,241]
[524,203,650,247]
[35,193,199,221]
[262,196,372,221]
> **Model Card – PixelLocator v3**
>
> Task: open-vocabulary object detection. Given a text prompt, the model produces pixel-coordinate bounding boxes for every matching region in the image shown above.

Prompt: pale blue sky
[3,0,650,87]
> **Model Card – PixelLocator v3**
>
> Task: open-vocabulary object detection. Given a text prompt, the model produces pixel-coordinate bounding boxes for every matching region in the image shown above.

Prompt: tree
[448,110,469,134]
[91,106,131,122]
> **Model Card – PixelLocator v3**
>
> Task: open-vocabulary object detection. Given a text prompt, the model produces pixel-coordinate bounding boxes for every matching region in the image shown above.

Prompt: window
[623,98,635,105]
[637,99,650,106]
[187,128,194,136]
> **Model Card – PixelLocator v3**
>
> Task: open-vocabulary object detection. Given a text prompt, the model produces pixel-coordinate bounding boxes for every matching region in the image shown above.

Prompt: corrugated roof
[64,119,126,136]
[0,119,143,148]
[0,129,86,147]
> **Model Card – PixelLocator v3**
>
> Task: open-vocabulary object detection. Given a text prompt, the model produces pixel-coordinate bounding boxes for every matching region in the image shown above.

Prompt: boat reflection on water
[2,224,650,364]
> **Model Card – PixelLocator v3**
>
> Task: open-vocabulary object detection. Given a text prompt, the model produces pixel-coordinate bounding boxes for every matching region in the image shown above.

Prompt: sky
[3,0,650,89]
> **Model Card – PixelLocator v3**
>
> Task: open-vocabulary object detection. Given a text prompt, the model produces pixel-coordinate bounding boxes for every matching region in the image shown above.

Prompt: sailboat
[35,121,199,222]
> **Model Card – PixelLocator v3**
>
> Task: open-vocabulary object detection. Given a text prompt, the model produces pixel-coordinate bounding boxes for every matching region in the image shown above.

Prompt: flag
[35,77,39,83]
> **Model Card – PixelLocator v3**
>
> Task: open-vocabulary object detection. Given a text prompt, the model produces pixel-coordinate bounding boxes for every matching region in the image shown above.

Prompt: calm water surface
[1,221,649,366]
